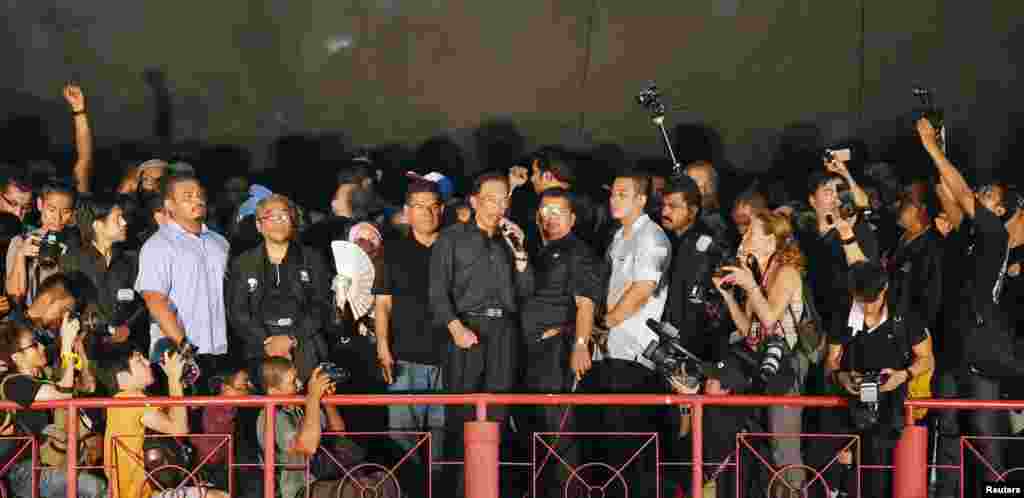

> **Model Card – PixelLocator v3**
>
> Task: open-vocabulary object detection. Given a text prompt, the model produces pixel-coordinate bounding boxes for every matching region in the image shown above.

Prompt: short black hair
[160,173,202,201]
[848,261,889,301]
[0,165,31,193]
[38,272,74,302]
[98,347,145,393]
[538,187,577,214]
[613,169,651,198]
[534,148,576,185]
[77,193,126,245]
[405,179,441,204]
[664,175,702,212]
[39,180,77,206]
[807,171,840,198]
[470,170,510,196]
[337,161,374,187]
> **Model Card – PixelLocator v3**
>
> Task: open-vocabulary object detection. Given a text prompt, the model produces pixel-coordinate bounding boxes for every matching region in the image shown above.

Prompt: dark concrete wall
[1,0,1020,173]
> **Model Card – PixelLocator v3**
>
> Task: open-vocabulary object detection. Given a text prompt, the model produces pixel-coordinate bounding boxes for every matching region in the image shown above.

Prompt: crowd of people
[0,84,1023,498]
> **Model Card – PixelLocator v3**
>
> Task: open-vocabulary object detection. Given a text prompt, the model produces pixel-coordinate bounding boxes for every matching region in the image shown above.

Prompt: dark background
[1,0,1020,181]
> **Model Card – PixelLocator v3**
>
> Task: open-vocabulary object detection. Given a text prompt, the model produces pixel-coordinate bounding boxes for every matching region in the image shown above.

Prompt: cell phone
[824,148,852,163]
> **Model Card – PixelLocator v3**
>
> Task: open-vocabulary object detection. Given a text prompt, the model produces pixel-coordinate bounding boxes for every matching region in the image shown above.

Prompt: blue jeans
[6,458,107,498]
[387,360,445,461]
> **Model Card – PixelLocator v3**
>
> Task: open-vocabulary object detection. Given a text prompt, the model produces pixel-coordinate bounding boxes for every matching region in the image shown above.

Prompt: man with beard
[228,194,332,382]
[660,175,727,361]
[136,174,230,389]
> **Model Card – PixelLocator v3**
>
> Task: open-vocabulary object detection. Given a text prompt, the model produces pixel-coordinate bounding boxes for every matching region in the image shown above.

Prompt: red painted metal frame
[3,394,1024,498]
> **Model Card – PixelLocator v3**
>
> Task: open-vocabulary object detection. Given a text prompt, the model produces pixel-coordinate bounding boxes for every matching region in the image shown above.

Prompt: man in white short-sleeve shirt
[579,170,671,493]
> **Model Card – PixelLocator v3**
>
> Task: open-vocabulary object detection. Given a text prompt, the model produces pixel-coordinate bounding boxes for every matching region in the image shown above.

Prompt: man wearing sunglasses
[227,194,332,383]
[518,187,603,494]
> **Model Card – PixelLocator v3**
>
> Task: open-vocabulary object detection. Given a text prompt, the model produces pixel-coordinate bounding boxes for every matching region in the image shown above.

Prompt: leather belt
[462,308,507,319]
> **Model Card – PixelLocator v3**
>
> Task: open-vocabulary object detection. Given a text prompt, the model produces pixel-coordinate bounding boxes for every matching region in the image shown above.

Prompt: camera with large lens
[643,319,706,382]
[36,231,64,267]
[759,334,788,379]
[636,83,665,117]
[850,370,884,430]
[318,361,351,385]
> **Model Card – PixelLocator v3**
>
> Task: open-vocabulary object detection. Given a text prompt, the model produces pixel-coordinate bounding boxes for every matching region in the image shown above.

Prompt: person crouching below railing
[100,346,228,498]
[0,318,107,498]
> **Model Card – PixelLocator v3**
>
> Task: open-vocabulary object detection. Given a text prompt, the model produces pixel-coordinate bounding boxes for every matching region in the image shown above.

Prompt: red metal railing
[2,394,1023,498]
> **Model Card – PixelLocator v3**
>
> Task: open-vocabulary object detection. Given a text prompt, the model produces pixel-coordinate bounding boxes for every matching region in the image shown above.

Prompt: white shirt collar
[848,301,888,336]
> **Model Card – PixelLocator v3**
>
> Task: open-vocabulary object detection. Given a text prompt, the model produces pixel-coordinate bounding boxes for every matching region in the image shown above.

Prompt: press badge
[247,278,259,292]
[299,270,310,283]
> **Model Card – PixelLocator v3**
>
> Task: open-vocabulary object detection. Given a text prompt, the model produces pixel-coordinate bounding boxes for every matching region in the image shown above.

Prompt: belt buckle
[275,318,294,327]
[485,308,502,318]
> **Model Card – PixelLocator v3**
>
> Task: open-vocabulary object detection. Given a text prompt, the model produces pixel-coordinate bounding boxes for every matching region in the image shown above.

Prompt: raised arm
[917,118,975,218]
[63,84,93,194]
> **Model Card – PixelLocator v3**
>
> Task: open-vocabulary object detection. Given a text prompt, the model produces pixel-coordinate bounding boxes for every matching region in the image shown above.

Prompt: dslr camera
[150,337,202,387]
[850,370,885,430]
[318,362,351,385]
[643,319,707,385]
[35,231,64,267]
[636,83,665,117]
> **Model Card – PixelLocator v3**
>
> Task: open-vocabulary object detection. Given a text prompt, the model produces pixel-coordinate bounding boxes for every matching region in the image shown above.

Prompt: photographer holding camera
[712,208,810,496]
[668,352,766,498]
[6,182,78,305]
[825,261,933,498]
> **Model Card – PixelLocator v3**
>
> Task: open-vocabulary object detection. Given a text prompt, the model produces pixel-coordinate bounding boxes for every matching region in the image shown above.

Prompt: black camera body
[643,319,706,381]
[636,83,665,117]
[36,231,64,267]
[318,362,351,385]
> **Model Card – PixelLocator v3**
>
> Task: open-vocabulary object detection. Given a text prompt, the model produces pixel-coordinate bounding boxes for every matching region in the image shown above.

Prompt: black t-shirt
[963,201,1010,318]
[886,229,944,327]
[2,375,47,431]
[520,233,603,341]
[371,236,447,365]
[800,217,879,338]
[830,310,928,374]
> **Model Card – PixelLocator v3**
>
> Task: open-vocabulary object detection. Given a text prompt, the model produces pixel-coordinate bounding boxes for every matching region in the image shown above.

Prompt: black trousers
[933,368,1007,498]
[576,359,665,497]
[521,333,578,498]
[444,315,519,497]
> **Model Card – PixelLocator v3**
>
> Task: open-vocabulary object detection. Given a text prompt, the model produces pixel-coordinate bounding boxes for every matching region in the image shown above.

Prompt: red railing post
[263,401,276,498]
[691,402,703,498]
[65,403,78,498]
[464,420,499,498]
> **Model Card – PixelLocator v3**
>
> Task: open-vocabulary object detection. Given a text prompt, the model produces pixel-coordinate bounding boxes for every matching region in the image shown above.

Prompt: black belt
[264,318,297,327]
[461,308,509,319]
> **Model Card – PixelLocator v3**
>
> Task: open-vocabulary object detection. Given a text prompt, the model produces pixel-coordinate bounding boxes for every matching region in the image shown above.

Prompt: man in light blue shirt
[136,174,230,386]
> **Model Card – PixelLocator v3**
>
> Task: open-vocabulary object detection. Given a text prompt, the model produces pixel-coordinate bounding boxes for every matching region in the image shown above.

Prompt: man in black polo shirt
[373,180,448,463]
[519,188,602,495]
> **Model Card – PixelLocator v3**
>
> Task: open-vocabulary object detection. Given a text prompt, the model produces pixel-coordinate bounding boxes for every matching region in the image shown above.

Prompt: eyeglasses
[15,341,42,354]
[408,202,441,211]
[479,196,509,207]
[539,204,570,218]
[259,212,291,224]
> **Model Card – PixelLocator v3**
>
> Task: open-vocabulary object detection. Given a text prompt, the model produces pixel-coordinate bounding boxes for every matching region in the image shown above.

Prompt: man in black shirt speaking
[429,170,534,495]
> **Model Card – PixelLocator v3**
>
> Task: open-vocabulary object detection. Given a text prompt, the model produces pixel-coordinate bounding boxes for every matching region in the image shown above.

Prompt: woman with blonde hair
[713,208,809,498]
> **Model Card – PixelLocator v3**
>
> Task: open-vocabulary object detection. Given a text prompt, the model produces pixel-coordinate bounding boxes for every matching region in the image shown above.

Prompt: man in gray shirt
[136,174,230,389]
[581,169,671,493]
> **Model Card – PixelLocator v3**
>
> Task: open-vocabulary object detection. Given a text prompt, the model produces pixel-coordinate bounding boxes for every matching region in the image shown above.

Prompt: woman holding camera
[712,208,808,498]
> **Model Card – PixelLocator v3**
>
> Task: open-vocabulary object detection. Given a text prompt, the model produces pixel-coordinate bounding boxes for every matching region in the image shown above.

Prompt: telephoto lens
[759,335,787,379]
